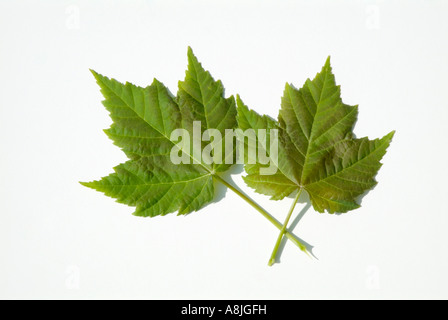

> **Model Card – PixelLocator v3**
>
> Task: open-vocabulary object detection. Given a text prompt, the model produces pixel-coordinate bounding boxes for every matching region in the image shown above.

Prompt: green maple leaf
[238,57,394,265]
[237,57,395,214]
[81,47,237,217]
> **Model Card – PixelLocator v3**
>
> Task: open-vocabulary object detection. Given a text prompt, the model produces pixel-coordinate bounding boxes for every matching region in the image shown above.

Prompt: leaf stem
[213,174,307,254]
[268,188,303,266]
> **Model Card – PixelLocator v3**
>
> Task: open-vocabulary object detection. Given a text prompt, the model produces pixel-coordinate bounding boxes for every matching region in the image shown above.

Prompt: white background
[1,0,447,300]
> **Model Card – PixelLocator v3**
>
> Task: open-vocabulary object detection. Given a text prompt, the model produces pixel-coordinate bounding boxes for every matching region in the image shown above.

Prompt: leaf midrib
[291,74,328,187]
[89,173,212,188]
[305,137,390,189]
[181,61,236,172]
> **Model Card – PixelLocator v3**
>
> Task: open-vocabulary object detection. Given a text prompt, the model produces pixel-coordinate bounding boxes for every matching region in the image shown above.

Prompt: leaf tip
[388,130,396,139]
[322,56,333,74]
[89,69,100,79]
[79,181,93,189]
[150,77,161,87]
[382,130,396,145]
[89,69,108,86]
[236,95,249,116]
[187,46,197,62]
[236,94,243,105]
